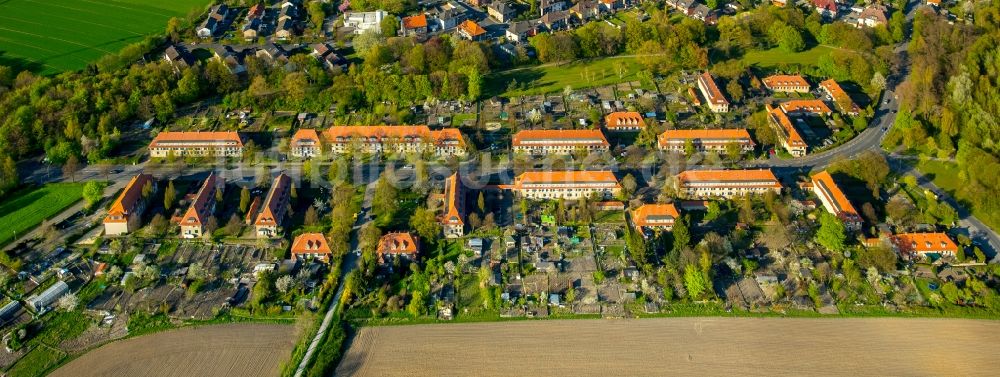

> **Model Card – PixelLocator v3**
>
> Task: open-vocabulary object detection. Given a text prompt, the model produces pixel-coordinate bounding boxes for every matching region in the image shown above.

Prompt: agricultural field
[0,183,84,247]
[486,56,647,97]
[0,0,210,74]
[49,323,295,377]
[337,318,1000,376]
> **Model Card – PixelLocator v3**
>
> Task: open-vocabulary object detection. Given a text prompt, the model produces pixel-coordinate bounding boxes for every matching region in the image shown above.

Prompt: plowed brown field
[337,317,1000,376]
[50,323,294,377]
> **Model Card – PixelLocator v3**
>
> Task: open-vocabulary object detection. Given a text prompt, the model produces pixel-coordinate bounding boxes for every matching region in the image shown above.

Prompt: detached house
[811,171,863,231]
[604,111,646,132]
[180,173,223,238]
[857,6,889,28]
[197,4,229,38]
[457,20,487,41]
[344,10,388,34]
[253,173,292,238]
[440,173,466,238]
[164,45,195,72]
[892,233,959,259]
[291,233,333,263]
[506,21,538,43]
[570,0,604,21]
[104,174,157,236]
[401,14,429,37]
[540,10,571,31]
[377,232,420,263]
[813,0,838,18]
[310,43,345,71]
[488,2,517,23]
[540,0,568,16]
[631,203,681,235]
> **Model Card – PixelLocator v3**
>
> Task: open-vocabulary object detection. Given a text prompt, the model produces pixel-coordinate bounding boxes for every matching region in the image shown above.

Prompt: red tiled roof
[105,174,154,224]
[604,112,646,129]
[402,14,428,29]
[254,173,291,227]
[631,203,680,228]
[658,129,754,148]
[458,20,486,37]
[291,129,321,146]
[323,125,464,148]
[811,171,859,219]
[892,233,958,255]
[677,169,781,187]
[377,232,420,260]
[767,104,806,147]
[515,171,619,185]
[780,100,832,115]
[698,72,729,105]
[819,79,859,113]
[181,173,220,227]
[150,131,243,148]
[762,75,809,90]
[291,233,332,257]
[512,129,609,147]
[440,173,464,226]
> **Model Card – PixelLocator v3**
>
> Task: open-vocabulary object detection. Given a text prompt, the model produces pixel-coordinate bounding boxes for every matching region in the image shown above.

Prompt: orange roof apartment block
[104,174,157,236]
[604,112,646,131]
[512,129,610,155]
[457,20,487,40]
[697,72,729,113]
[676,169,782,198]
[149,131,244,158]
[780,100,833,116]
[440,173,466,238]
[811,171,863,231]
[377,232,420,263]
[762,75,810,93]
[323,125,466,157]
[819,79,860,116]
[657,129,754,153]
[253,173,292,238]
[767,104,807,157]
[507,171,620,200]
[290,129,322,158]
[291,233,333,263]
[631,203,681,233]
[180,172,223,238]
[892,233,959,258]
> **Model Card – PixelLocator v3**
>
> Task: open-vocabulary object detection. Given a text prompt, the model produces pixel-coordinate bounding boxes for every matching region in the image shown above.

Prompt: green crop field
[0,183,84,247]
[0,0,211,74]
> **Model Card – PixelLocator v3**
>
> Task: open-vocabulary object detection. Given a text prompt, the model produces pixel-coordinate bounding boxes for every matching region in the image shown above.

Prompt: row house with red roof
[512,129,610,155]
[180,173,223,238]
[440,173,466,238]
[810,171,863,231]
[148,131,244,158]
[657,129,755,154]
[289,125,467,158]
[503,171,620,200]
[675,169,782,199]
[697,72,729,113]
[104,174,157,236]
[252,173,292,238]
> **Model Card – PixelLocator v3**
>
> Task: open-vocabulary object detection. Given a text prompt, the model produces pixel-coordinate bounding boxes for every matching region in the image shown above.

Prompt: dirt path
[50,323,295,377]
[337,317,1000,376]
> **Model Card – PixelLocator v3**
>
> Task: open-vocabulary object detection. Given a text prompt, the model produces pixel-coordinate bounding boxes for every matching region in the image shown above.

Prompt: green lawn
[740,45,837,68]
[0,0,211,74]
[486,56,646,97]
[7,345,65,377]
[916,159,1000,231]
[0,183,85,247]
